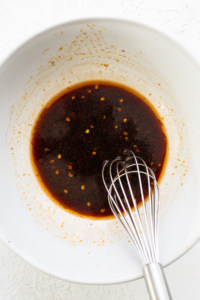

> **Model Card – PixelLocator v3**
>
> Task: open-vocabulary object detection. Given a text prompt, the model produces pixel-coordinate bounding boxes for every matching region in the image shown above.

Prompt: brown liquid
[31,81,167,218]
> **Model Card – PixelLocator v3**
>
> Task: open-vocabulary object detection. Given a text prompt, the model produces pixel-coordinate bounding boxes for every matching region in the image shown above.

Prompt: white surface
[0,0,200,299]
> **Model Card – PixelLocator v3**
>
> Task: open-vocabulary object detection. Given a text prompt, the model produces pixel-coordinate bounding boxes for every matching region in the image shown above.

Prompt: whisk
[102,150,171,300]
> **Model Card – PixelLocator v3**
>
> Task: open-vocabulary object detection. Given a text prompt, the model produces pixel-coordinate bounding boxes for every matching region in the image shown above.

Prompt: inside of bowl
[0,19,200,283]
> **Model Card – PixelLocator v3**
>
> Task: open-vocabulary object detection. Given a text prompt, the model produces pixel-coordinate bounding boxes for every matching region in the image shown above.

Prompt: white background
[0,0,200,299]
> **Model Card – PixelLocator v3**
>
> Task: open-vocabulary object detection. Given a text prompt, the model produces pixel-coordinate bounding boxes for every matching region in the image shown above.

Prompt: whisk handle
[144,263,172,300]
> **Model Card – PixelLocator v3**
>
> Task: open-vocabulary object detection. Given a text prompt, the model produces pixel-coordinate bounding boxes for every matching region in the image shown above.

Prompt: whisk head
[102,150,160,265]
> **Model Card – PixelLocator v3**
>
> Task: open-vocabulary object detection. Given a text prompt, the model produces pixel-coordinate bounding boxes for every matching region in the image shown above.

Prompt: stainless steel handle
[143,263,172,300]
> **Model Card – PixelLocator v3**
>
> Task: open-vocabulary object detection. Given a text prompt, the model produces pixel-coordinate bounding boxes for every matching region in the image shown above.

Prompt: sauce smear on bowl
[31,81,167,217]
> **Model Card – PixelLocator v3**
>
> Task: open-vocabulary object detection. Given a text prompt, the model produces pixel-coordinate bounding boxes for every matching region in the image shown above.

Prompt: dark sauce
[31,82,167,218]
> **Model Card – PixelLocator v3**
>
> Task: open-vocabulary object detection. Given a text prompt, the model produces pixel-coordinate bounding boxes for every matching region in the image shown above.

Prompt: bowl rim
[0,16,200,284]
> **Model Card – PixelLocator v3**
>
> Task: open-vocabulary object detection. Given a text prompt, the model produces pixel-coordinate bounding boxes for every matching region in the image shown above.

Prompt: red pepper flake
[100,208,105,213]
[81,185,85,190]
[92,151,96,156]
[55,170,59,175]
[88,89,92,93]
[64,189,68,194]
[68,172,73,177]
[50,159,55,164]
[57,154,61,159]
[65,117,71,122]
[119,98,124,103]
[94,84,99,89]
[123,131,128,136]
[44,147,49,152]
[85,129,90,134]
[81,95,85,99]
[90,124,94,128]
[100,97,105,101]
[87,202,91,207]
[71,96,75,100]
[123,118,127,123]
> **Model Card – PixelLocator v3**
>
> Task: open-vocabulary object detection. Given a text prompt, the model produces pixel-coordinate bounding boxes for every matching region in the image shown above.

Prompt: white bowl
[0,18,200,284]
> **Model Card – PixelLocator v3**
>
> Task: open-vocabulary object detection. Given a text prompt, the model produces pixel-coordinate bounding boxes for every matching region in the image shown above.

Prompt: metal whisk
[102,150,171,300]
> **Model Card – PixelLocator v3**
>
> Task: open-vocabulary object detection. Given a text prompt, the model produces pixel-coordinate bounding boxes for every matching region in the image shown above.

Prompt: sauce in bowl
[31,81,167,218]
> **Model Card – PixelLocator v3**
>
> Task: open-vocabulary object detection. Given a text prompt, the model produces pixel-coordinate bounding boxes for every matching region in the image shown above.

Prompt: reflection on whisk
[102,150,171,300]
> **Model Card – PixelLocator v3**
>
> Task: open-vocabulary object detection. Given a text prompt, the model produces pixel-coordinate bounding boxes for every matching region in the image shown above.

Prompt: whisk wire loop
[103,160,146,261]
[102,150,159,265]
[116,161,148,262]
